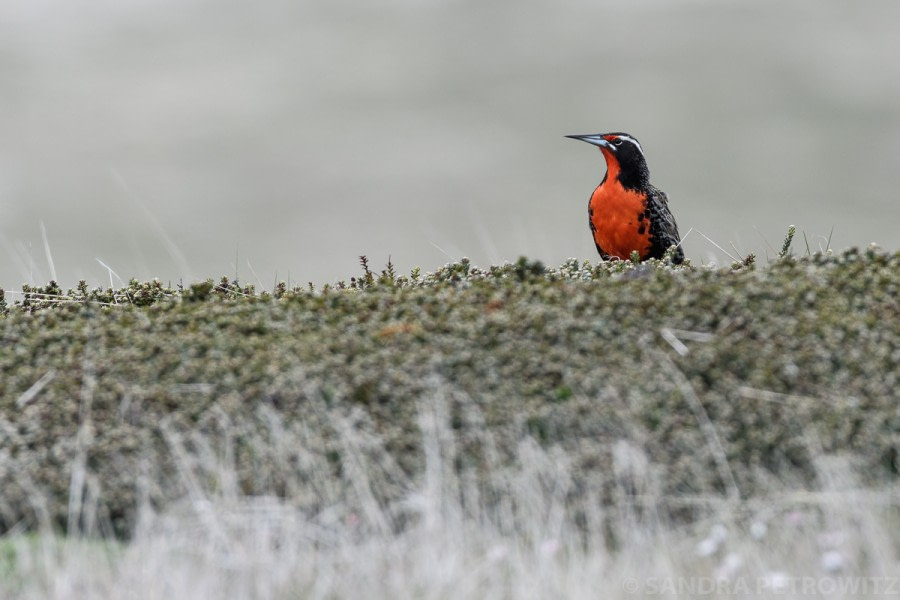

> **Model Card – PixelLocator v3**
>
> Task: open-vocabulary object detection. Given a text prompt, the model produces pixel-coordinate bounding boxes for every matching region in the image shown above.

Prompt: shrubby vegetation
[0,246,896,545]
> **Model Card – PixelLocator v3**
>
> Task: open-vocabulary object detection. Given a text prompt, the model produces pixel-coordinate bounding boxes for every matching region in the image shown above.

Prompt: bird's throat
[600,148,620,184]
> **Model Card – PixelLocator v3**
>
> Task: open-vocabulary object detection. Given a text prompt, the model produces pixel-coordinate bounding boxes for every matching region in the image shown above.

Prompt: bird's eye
[612,138,623,146]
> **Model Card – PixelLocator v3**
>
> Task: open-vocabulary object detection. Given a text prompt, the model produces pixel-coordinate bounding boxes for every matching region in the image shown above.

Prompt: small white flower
[749,521,767,540]
[821,550,845,573]
[695,524,728,557]
[696,537,719,557]
[710,524,728,543]
[539,538,560,559]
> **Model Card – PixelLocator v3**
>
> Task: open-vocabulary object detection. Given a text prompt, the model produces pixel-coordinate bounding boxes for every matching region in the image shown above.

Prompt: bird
[566,132,684,264]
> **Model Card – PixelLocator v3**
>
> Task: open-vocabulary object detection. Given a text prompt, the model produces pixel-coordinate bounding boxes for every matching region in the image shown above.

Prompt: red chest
[589,182,653,260]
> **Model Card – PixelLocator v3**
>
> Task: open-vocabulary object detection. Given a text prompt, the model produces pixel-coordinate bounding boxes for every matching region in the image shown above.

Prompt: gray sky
[2,0,899,289]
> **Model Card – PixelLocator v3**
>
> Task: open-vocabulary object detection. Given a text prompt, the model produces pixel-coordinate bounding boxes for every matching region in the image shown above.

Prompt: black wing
[645,186,684,263]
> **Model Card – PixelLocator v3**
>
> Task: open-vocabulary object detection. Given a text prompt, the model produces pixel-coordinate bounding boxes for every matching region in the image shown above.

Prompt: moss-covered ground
[0,248,897,540]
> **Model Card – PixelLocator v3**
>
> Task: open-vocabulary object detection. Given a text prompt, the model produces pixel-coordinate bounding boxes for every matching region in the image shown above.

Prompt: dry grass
[1,384,897,599]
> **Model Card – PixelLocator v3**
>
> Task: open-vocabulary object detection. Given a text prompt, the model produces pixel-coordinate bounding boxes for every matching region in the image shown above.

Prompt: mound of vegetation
[0,247,896,539]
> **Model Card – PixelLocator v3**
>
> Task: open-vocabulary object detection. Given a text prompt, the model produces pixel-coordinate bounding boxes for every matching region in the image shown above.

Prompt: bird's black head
[565,132,650,190]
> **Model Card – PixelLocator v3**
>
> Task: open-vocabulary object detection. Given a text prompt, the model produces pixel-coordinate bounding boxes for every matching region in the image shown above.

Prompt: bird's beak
[565,134,614,151]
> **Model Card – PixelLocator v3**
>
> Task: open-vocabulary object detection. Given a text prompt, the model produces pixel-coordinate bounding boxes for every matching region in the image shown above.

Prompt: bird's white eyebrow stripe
[614,134,644,155]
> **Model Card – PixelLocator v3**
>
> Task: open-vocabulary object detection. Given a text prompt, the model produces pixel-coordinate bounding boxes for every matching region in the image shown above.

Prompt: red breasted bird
[566,132,684,264]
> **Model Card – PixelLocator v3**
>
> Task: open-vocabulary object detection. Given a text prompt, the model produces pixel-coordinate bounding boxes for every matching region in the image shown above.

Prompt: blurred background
[2,0,899,290]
